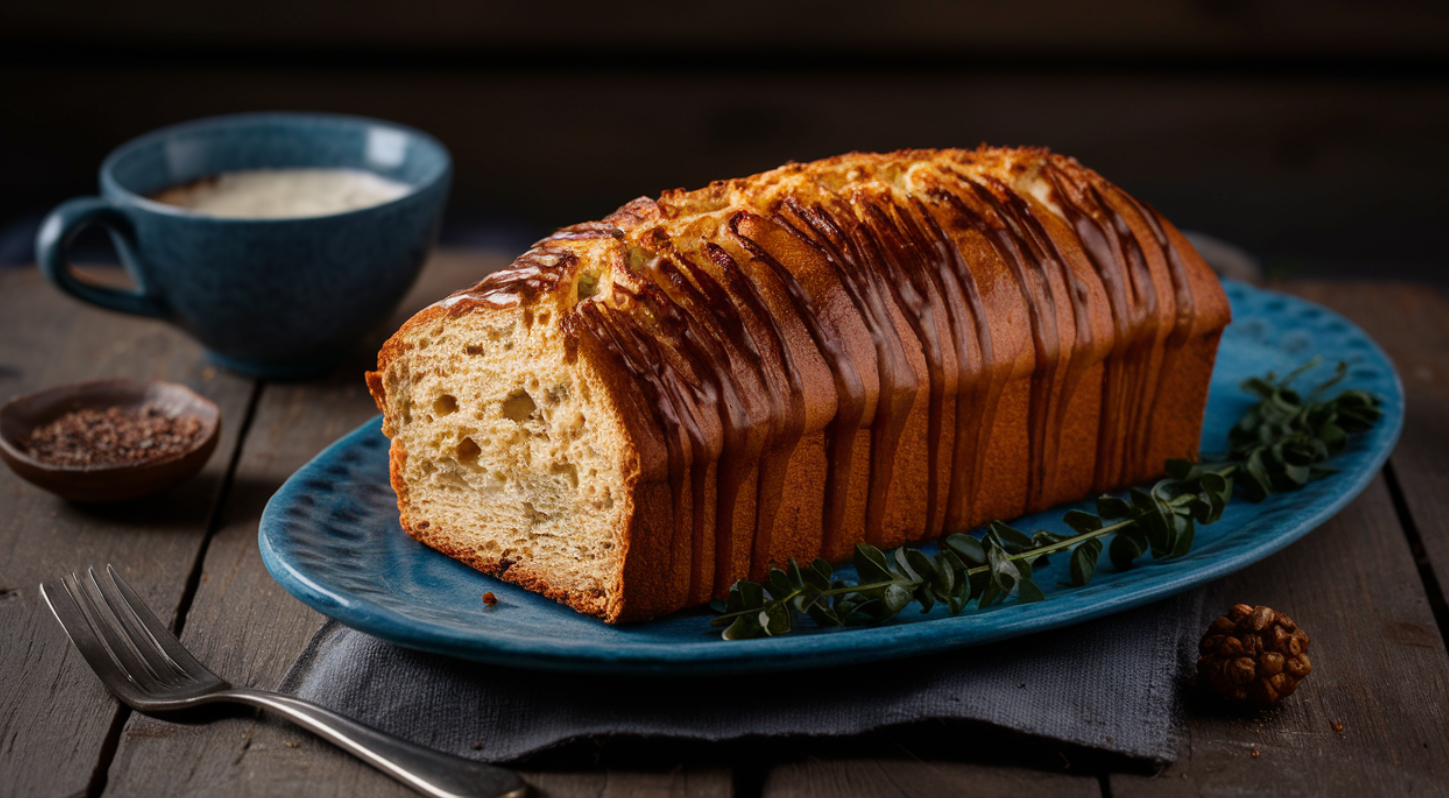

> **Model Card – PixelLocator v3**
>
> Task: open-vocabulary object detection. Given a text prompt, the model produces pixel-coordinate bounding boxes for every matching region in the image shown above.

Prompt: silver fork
[41,566,527,798]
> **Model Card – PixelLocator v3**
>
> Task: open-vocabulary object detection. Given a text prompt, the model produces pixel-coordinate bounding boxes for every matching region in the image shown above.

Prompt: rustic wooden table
[3,251,1448,798]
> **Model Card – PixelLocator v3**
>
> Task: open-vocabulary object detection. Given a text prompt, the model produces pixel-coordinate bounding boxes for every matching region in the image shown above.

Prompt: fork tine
[39,576,147,705]
[87,567,190,684]
[96,565,214,681]
[68,572,169,691]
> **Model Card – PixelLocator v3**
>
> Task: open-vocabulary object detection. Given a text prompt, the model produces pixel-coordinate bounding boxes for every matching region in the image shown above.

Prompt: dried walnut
[1198,604,1312,708]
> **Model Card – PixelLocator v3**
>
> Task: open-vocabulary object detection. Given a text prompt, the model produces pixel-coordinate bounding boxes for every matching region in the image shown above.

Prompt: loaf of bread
[366,147,1231,623]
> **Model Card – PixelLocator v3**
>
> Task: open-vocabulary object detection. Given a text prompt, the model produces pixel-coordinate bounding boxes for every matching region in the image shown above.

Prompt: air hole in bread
[550,462,579,488]
[522,501,551,524]
[501,390,537,422]
[465,344,485,356]
[434,394,458,415]
[456,437,481,464]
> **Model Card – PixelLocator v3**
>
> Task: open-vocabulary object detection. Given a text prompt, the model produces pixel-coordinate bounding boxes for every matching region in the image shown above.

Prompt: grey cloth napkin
[280,589,1205,765]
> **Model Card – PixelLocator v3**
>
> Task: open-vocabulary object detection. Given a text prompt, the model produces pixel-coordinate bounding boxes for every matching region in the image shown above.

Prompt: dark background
[3,0,1447,282]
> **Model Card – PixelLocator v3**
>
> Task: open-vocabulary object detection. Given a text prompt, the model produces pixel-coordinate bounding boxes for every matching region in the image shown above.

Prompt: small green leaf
[1017,578,1046,603]
[1063,510,1103,534]
[1187,495,1212,525]
[945,534,986,566]
[952,570,973,605]
[786,559,805,587]
[1170,517,1195,558]
[759,603,793,636]
[723,614,763,640]
[988,521,1034,553]
[905,548,937,586]
[803,561,832,591]
[932,552,957,595]
[915,584,936,613]
[1096,495,1131,519]
[1243,450,1272,502]
[1200,470,1228,495]
[1142,506,1172,559]
[968,568,990,600]
[1070,538,1102,586]
[988,544,1019,592]
[811,558,834,581]
[854,544,895,582]
[977,581,1002,609]
[882,583,913,615]
[805,600,842,628]
[1109,530,1144,571]
[768,568,794,598]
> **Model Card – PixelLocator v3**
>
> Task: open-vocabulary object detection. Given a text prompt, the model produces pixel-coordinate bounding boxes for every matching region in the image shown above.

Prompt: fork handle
[217,688,527,798]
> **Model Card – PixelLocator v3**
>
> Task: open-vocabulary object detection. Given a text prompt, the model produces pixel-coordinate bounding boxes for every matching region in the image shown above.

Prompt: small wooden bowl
[0,378,221,502]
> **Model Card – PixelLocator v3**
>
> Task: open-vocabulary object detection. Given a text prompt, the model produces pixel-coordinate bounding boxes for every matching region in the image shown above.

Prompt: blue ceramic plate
[260,281,1403,674]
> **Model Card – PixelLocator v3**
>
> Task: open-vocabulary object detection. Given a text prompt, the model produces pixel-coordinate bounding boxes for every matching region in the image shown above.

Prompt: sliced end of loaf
[368,290,636,621]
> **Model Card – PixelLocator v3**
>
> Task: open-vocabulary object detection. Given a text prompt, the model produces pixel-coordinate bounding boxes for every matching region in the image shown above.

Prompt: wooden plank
[95,250,719,797]
[1279,281,1449,629]
[0,267,255,797]
[1110,476,1449,796]
[762,759,1100,798]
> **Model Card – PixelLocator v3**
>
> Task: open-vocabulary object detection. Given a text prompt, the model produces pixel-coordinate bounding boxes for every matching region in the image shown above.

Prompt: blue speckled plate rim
[259,280,1404,674]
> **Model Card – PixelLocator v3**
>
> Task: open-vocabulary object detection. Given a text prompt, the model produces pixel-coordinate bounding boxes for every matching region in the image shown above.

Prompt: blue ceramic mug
[36,112,452,377]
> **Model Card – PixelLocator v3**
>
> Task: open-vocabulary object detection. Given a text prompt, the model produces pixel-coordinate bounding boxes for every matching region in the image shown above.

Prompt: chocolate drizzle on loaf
[772,197,921,550]
[728,211,869,562]
[438,147,1227,602]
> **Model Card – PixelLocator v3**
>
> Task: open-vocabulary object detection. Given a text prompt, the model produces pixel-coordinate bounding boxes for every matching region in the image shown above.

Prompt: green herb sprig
[710,357,1383,641]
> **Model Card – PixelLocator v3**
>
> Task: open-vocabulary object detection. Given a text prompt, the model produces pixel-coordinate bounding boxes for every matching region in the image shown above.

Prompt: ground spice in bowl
[0,378,221,502]
[25,406,204,468]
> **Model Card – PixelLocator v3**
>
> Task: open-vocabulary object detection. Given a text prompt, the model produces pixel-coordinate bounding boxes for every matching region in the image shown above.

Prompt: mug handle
[36,197,168,318]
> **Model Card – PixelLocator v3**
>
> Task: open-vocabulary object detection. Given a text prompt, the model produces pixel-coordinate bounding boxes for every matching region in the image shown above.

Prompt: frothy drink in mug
[36,112,451,376]
[150,168,412,219]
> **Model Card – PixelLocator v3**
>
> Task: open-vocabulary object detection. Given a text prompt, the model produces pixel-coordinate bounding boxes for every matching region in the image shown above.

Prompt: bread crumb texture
[372,299,628,619]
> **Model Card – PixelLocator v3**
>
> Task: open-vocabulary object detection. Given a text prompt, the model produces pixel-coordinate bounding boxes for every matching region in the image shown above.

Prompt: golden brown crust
[369,146,1232,624]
